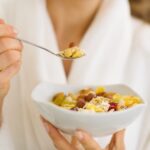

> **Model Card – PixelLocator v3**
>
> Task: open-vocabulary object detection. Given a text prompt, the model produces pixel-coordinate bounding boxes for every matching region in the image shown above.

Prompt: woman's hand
[0,19,23,125]
[42,118,125,150]
[0,19,22,98]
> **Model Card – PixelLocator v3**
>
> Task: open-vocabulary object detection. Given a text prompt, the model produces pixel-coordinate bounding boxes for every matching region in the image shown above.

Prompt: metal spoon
[15,37,85,60]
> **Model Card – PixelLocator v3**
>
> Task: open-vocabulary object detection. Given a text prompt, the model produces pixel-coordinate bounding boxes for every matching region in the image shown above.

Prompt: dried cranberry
[109,102,118,111]
[85,93,96,102]
[76,99,86,108]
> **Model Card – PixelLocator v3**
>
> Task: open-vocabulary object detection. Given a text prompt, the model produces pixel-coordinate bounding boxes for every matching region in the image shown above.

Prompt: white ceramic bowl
[32,82,146,137]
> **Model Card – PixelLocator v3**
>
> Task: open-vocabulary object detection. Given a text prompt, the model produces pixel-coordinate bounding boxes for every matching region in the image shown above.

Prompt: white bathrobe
[0,0,150,150]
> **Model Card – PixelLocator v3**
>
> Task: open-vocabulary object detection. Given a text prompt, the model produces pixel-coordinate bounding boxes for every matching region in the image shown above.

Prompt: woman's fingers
[0,19,22,100]
[75,130,101,150]
[42,118,74,150]
[114,130,125,150]
[0,19,5,24]
[0,24,16,37]
[0,50,21,70]
[71,135,84,150]
[105,135,115,150]
[0,38,22,54]
[0,60,21,84]
[106,129,125,150]
[41,117,125,150]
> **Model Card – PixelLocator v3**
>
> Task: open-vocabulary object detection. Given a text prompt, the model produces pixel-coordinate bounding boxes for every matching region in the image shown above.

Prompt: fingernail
[75,131,84,141]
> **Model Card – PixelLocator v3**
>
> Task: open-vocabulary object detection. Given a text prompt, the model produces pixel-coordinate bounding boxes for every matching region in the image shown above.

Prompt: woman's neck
[47,0,101,49]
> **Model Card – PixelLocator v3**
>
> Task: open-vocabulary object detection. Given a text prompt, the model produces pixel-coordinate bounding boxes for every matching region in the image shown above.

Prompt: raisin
[76,99,86,108]
[85,93,96,102]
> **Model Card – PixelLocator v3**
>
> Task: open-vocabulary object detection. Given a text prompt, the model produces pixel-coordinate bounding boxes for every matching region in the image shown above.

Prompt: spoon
[14,37,85,60]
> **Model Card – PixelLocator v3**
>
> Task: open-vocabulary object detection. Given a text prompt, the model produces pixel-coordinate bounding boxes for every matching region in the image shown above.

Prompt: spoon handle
[13,37,80,60]
[16,37,58,56]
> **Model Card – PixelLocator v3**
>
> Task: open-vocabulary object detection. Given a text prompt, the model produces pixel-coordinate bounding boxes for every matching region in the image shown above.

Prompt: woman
[0,0,150,150]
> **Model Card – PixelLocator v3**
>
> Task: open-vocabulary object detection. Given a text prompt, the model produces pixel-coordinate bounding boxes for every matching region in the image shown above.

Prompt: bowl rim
[32,82,147,117]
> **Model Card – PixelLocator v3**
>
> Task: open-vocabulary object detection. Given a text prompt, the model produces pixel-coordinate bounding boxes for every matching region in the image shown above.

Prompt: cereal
[52,92,65,105]
[51,86,143,113]
[96,87,105,94]
[59,46,85,58]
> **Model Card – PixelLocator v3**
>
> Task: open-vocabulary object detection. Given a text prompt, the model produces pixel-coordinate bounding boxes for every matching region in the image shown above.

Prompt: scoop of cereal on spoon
[59,42,85,59]
[13,37,85,60]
